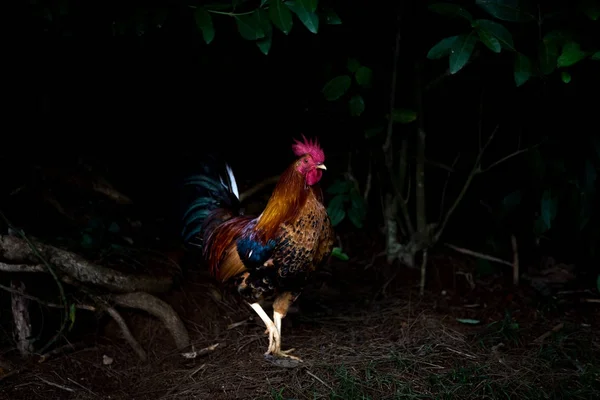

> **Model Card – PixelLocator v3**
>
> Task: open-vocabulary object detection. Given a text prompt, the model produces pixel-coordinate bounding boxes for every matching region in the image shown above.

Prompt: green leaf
[81,233,94,248]
[324,8,342,25]
[427,36,458,60]
[108,222,120,233]
[541,189,558,230]
[327,180,352,194]
[347,206,363,228]
[558,41,587,68]
[391,108,417,123]
[597,275,600,293]
[514,53,532,87]
[331,247,349,261]
[475,0,534,22]
[327,194,347,226]
[349,190,367,219]
[304,0,318,13]
[582,0,600,20]
[365,126,383,138]
[449,32,477,74]
[235,13,265,40]
[194,7,215,44]
[429,3,474,21]
[256,37,272,55]
[256,8,273,55]
[347,58,361,73]
[322,75,351,101]
[502,190,522,211]
[544,30,575,45]
[561,71,572,83]
[477,29,501,53]
[456,318,481,325]
[328,207,345,226]
[355,66,373,87]
[286,0,319,34]
[269,0,293,35]
[592,51,600,60]
[350,189,365,211]
[538,36,558,75]
[475,19,514,51]
[348,95,365,117]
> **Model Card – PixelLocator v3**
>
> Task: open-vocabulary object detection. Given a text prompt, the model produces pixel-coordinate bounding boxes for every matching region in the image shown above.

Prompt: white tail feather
[225,164,239,200]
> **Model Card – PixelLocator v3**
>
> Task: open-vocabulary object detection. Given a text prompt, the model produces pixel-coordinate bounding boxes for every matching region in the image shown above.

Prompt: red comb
[292,135,325,164]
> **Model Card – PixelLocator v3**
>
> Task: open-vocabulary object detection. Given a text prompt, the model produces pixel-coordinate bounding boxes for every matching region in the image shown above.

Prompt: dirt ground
[1,250,599,400]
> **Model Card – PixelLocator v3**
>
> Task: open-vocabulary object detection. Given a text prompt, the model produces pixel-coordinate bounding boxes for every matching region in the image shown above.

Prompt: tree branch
[434,129,544,245]
[0,235,173,293]
[479,143,542,173]
[444,242,513,267]
[382,16,402,159]
[422,157,455,173]
[0,262,45,273]
[511,234,519,286]
[383,15,415,241]
[415,61,427,236]
[438,154,461,222]
[363,154,373,204]
[419,250,428,296]
[381,14,418,265]
[415,60,429,295]
[433,125,499,243]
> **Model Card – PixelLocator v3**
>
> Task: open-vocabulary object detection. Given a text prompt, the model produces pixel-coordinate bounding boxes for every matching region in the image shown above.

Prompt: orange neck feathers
[255,162,309,240]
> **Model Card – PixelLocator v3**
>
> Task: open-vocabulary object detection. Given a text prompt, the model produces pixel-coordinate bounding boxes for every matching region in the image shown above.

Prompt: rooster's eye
[303,159,308,163]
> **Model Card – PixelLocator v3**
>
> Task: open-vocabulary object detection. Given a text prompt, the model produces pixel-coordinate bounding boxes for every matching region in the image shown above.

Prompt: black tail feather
[180,155,240,245]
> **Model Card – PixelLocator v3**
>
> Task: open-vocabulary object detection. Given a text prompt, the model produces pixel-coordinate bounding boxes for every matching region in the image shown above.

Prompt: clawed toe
[266,348,302,362]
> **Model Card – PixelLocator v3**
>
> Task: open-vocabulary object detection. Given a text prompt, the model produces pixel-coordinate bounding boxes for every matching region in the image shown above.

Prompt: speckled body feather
[199,161,334,303]
[231,185,334,303]
[181,139,334,306]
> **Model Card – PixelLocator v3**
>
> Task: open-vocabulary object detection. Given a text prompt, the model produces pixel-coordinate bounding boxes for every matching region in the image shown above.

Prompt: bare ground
[1,253,599,400]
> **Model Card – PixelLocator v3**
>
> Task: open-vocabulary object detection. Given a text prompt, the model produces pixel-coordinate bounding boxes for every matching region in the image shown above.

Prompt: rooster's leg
[248,302,278,353]
[267,292,302,361]
[248,303,294,359]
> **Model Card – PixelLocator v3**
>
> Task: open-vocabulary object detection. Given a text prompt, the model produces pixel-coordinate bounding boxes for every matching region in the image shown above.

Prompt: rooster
[181,137,334,361]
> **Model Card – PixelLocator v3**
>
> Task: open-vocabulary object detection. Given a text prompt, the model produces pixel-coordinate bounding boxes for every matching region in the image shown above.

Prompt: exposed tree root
[105,306,148,361]
[0,234,190,360]
[0,235,172,293]
[111,292,190,351]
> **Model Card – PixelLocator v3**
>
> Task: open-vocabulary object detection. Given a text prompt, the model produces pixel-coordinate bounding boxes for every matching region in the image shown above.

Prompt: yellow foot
[265,348,302,362]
